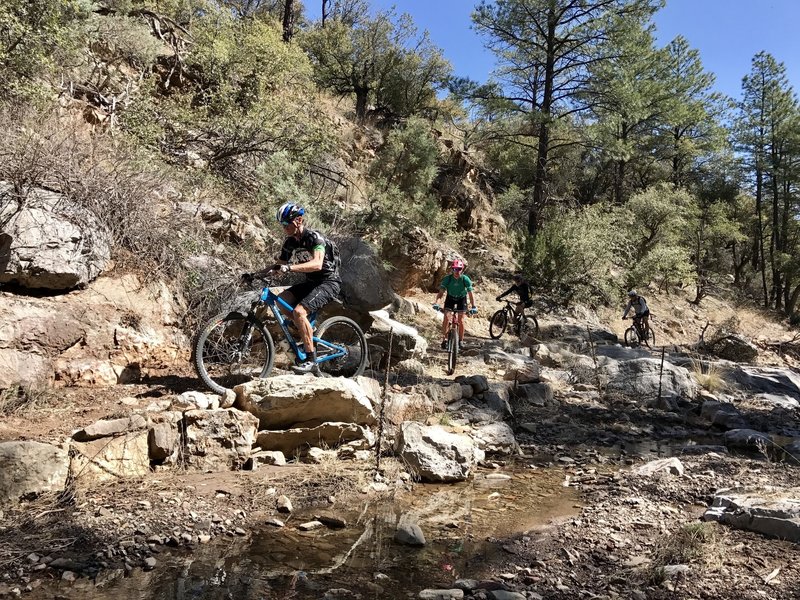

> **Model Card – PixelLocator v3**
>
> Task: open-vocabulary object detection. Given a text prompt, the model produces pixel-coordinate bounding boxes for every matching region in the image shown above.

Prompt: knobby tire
[446,328,458,375]
[314,316,368,378]
[489,309,508,339]
[517,314,540,338]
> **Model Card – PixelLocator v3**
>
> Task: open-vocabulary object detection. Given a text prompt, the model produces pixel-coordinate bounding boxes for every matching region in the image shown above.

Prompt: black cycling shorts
[286,279,341,313]
[444,295,467,312]
[634,310,650,319]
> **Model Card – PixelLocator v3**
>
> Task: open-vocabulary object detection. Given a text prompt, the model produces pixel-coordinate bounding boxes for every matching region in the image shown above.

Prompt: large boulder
[396,422,483,483]
[471,422,519,455]
[367,310,428,363]
[705,335,759,363]
[604,358,697,401]
[70,432,150,485]
[0,274,186,389]
[728,366,800,399]
[184,408,259,470]
[0,441,70,503]
[0,184,111,289]
[235,375,377,430]
[700,400,747,430]
[337,237,396,311]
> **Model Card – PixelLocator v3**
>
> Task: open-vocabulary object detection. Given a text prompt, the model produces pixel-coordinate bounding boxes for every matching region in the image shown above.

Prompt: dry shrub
[0,102,271,329]
[644,522,725,584]
[0,103,193,275]
[690,359,728,393]
[0,381,58,415]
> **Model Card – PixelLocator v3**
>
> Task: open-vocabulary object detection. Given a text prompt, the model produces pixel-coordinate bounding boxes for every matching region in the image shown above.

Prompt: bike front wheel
[193,312,275,394]
[623,326,639,347]
[314,316,368,378]
[489,309,508,339]
[446,328,459,375]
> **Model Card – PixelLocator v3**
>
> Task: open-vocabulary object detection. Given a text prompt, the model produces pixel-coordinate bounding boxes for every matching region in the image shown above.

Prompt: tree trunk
[755,168,769,308]
[321,0,330,25]
[354,86,368,122]
[528,8,557,238]
[769,148,781,310]
[282,0,294,42]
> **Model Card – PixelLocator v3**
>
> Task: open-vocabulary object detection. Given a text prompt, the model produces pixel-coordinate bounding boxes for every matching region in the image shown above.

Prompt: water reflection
[32,467,579,599]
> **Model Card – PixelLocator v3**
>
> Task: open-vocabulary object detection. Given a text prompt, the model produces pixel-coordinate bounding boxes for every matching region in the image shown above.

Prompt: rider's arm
[497,286,511,300]
[622,300,631,318]
[468,290,476,308]
[289,246,324,273]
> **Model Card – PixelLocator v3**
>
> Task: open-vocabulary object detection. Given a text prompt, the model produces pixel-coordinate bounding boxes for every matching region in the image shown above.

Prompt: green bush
[524,204,620,306]
[0,0,90,99]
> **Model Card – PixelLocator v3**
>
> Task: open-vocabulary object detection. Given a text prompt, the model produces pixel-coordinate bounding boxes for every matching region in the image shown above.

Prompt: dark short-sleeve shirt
[279,228,341,282]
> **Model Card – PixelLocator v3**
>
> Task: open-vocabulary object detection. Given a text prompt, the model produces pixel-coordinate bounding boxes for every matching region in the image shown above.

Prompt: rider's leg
[292,304,314,357]
[290,280,339,366]
[457,312,465,342]
[512,302,522,320]
[642,314,650,335]
[276,290,297,319]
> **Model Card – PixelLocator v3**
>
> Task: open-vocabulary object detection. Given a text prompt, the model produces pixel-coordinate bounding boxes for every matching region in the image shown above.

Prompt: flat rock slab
[255,422,374,456]
[704,487,800,542]
[235,376,377,430]
[73,415,147,441]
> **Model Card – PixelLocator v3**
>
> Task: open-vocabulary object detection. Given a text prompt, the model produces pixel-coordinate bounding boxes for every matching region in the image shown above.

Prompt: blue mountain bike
[193,277,368,393]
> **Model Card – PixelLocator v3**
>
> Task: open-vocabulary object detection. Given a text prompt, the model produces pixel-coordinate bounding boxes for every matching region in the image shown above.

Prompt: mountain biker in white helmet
[622,289,650,339]
[243,202,341,374]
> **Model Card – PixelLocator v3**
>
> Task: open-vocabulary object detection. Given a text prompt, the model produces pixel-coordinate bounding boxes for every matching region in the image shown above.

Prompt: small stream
[33,466,580,599]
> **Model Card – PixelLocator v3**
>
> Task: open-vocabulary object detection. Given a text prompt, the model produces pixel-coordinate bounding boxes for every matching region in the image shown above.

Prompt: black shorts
[444,295,467,311]
[634,310,650,319]
[286,279,341,313]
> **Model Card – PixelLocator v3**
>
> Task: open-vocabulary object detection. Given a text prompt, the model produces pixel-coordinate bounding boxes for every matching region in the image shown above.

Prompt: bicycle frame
[501,300,526,323]
[256,286,347,366]
[441,307,468,330]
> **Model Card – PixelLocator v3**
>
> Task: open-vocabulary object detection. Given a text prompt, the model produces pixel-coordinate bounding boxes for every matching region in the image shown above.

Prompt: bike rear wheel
[314,316,368,378]
[446,328,459,375]
[623,326,639,347]
[489,309,508,339]
[517,315,539,338]
[193,312,275,394]
[644,327,656,347]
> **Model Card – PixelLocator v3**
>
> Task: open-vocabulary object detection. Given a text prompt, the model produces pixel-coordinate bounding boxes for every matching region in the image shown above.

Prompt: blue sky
[305,0,800,101]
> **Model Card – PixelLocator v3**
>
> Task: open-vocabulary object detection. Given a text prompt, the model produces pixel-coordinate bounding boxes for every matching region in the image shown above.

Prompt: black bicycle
[489,300,539,340]
[623,315,655,348]
[193,277,368,393]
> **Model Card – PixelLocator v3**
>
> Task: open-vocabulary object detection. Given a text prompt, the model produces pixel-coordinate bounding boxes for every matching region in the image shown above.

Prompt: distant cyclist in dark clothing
[496,273,532,320]
[245,202,340,373]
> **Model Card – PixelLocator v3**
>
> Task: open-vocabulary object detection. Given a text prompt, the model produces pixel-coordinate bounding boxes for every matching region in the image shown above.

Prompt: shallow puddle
[31,466,579,599]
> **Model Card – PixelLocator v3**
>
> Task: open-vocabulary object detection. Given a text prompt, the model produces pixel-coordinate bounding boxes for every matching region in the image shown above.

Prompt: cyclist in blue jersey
[433,259,477,349]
